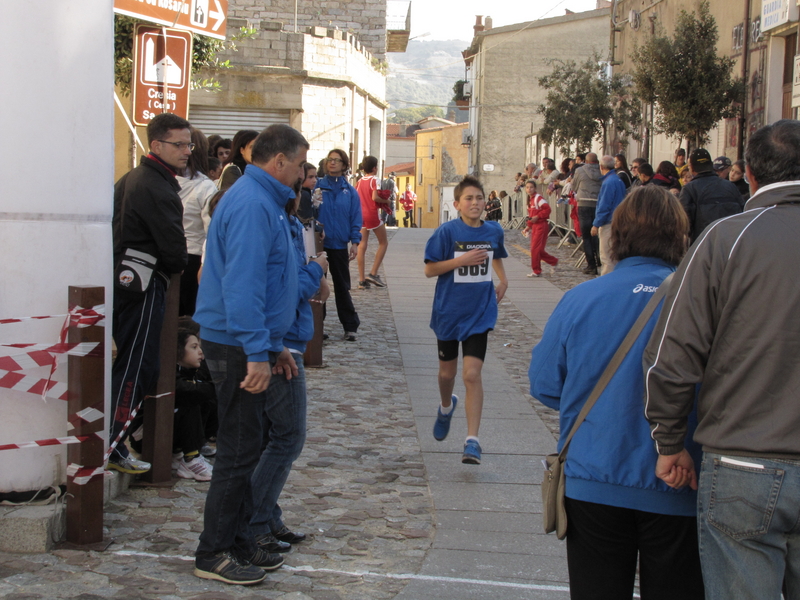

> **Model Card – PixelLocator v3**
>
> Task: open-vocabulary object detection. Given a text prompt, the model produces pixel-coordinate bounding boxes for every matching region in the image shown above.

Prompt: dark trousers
[578,206,600,269]
[565,497,704,600]
[173,398,206,455]
[110,276,167,459]
[324,247,360,333]
[179,253,202,316]
[197,340,273,558]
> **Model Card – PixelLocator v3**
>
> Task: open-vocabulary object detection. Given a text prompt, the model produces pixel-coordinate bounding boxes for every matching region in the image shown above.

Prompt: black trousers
[110,276,167,459]
[565,497,704,600]
[323,247,360,333]
[578,206,600,269]
[179,253,202,316]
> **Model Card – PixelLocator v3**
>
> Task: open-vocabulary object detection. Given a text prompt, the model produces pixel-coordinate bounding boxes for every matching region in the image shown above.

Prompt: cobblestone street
[0,228,592,600]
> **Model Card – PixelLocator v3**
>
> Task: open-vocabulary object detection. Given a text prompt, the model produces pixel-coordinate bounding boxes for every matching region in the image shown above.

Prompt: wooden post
[66,286,105,545]
[140,274,180,484]
[304,231,325,367]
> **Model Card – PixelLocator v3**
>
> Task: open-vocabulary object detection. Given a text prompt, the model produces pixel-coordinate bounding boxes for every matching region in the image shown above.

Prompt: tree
[388,106,444,124]
[630,1,744,149]
[537,53,641,154]
[114,15,255,95]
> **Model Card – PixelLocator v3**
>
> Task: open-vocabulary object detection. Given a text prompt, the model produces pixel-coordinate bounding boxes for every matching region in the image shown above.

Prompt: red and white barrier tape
[0,342,102,369]
[0,369,68,400]
[104,391,172,460]
[66,464,106,486]
[0,306,105,327]
[0,433,101,452]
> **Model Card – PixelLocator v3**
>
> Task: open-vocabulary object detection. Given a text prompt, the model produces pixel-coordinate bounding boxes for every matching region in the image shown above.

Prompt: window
[427,184,433,212]
[418,159,423,184]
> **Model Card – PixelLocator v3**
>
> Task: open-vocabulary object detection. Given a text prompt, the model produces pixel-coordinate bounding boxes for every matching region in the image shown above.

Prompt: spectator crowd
[111,112,797,598]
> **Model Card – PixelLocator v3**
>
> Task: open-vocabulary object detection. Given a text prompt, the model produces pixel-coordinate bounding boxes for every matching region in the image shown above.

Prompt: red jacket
[525,194,551,231]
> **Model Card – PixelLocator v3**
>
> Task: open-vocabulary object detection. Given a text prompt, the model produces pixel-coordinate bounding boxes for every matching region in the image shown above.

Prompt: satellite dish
[629,10,641,30]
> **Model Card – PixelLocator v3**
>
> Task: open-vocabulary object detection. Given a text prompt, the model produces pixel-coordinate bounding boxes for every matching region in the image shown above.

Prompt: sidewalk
[0,227,586,599]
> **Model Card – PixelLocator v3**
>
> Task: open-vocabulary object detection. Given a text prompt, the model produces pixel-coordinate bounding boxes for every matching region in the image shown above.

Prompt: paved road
[0,227,588,599]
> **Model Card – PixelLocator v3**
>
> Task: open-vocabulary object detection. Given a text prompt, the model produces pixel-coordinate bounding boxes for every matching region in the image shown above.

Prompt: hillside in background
[387,39,470,123]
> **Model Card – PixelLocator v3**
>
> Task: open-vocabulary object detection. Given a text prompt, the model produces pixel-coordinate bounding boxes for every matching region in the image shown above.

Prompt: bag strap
[557,273,674,460]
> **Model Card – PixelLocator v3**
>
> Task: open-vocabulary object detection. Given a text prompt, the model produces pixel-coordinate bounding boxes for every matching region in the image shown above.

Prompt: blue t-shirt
[424,218,508,341]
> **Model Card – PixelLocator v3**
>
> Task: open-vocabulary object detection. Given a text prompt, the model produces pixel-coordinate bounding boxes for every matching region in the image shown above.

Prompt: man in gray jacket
[571,152,602,274]
[643,120,800,600]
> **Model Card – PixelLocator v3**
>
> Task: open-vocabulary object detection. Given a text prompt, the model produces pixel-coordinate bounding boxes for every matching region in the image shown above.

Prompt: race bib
[453,241,493,283]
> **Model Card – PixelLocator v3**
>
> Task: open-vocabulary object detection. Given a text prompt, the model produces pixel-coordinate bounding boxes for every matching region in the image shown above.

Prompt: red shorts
[362,207,381,230]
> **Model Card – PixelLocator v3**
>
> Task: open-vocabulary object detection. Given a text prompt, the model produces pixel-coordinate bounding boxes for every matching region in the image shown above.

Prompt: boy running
[424,176,508,464]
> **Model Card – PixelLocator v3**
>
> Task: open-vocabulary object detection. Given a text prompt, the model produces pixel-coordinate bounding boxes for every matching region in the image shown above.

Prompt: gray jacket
[571,162,602,206]
[643,181,800,458]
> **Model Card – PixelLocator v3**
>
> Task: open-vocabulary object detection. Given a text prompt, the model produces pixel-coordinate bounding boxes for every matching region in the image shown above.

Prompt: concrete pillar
[0,1,113,493]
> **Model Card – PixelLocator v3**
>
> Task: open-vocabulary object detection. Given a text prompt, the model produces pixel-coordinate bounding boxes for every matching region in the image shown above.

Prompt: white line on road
[113,550,573,594]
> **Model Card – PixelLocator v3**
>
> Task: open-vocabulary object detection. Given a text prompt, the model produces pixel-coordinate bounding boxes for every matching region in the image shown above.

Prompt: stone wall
[227,0,389,60]
[193,24,387,166]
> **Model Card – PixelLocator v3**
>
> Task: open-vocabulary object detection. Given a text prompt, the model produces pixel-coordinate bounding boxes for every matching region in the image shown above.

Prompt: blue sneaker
[433,395,458,441]
[462,439,482,464]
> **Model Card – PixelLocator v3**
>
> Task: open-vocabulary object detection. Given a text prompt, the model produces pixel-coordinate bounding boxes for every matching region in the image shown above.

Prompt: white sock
[440,401,455,414]
[465,436,479,444]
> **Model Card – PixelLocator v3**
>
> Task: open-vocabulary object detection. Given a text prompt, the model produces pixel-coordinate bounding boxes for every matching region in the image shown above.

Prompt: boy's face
[454,186,485,220]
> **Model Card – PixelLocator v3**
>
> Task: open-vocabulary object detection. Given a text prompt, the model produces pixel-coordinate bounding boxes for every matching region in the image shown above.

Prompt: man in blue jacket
[591,155,627,275]
[193,124,309,586]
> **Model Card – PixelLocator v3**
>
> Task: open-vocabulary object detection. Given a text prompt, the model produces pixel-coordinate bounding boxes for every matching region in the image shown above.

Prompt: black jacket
[678,170,744,243]
[113,156,188,274]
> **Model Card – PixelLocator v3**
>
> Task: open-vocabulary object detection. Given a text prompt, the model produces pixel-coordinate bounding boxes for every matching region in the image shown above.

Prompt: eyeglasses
[326,157,343,163]
[158,140,195,151]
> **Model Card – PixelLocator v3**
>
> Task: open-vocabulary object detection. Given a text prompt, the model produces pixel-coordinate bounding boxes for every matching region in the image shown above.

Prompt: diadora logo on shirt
[633,283,658,293]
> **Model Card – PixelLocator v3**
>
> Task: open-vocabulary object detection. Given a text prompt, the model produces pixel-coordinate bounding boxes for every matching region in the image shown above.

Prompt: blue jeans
[196,340,274,558]
[698,452,800,599]
[250,354,307,536]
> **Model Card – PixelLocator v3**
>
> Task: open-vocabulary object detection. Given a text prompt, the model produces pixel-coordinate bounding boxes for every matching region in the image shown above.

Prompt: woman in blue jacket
[316,149,362,341]
[529,186,704,600]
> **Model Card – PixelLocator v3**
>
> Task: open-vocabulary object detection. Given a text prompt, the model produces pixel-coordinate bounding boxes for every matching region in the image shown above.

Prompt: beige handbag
[541,274,672,539]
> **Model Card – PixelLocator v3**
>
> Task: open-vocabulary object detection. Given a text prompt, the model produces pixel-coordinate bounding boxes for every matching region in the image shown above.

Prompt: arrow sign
[210,0,225,32]
[114,0,229,40]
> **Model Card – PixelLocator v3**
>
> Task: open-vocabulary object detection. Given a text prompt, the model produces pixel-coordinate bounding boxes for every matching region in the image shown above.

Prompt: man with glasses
[629,158,645,189]
[110,112,190,474]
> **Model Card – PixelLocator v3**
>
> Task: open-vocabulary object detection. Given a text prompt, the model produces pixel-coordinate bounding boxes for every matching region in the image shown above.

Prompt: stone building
[414,123,469,228]
[461,8,610,210]
[612,0,797,165]
[115,0,411,176]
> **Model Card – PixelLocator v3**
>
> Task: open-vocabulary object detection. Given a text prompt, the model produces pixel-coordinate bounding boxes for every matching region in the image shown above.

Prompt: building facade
[612,0,798,164]
[461,9,610,206]
[414,123,469,228]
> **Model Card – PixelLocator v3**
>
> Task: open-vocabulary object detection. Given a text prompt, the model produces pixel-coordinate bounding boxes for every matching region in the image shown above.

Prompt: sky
[407,0,605,41]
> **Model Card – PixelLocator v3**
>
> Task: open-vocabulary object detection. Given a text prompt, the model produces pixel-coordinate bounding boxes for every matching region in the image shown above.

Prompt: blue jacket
[285,216,323,352]
[316,175,362,249]
[194,165,299,360]
[528,257,700,516]
[593,170,627,228]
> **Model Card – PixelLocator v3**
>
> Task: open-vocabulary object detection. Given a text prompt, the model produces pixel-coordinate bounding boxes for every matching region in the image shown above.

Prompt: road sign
[114,0,228,40]
[132,25,193,127]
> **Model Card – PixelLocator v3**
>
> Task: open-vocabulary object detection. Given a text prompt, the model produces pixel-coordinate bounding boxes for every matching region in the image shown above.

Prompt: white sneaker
[171,452,184,470]
[545,264,556,275]
[108,455,151,474]
[526,272,540,278]
[177,456,213,481]
[200,443,216,458]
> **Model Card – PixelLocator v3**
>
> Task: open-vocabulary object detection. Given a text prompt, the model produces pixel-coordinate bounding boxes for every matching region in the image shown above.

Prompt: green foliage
[114,14,256,95]
[630,1,744,148]
[537,53,641,154]
[388,106,444,124]
[452,80,467,102]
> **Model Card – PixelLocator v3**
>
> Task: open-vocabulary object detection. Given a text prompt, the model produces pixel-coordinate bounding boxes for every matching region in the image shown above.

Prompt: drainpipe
[738,0,751,160]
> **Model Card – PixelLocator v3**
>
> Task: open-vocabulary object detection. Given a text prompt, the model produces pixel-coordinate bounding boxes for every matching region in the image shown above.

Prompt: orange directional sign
[132,25,193,126]
[114,0,228,40]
